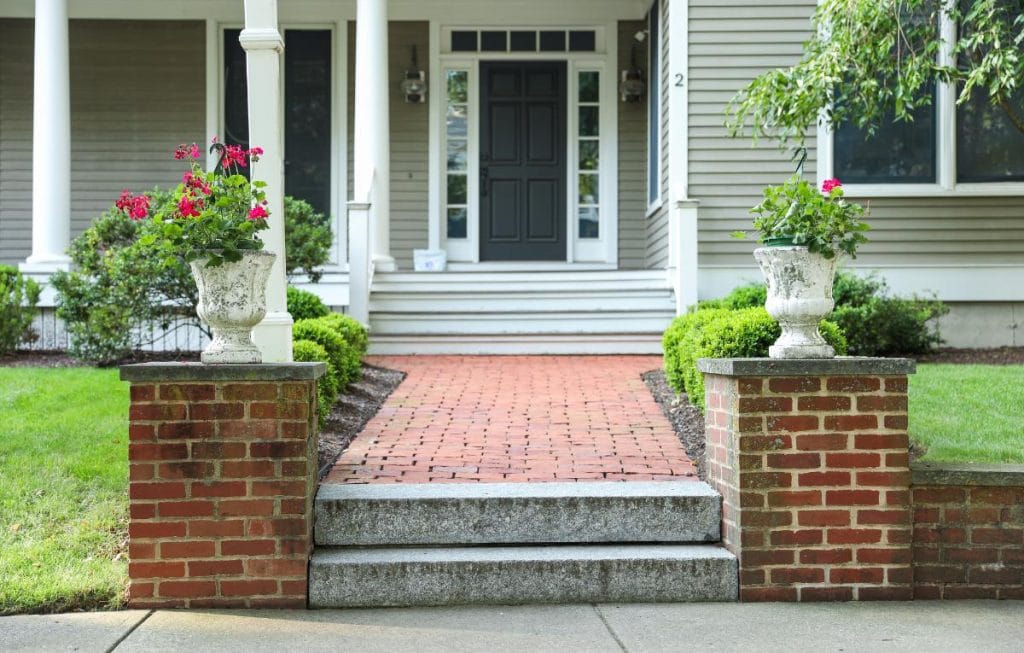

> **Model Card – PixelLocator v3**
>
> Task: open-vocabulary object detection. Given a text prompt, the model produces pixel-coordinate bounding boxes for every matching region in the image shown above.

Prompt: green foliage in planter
[663,307,847,411]
[53,191,333,364]
[292,319,359,389]
[0,265,41,355]
[286,286,330,321]
[284,197,332,283]
[291,338,338,428]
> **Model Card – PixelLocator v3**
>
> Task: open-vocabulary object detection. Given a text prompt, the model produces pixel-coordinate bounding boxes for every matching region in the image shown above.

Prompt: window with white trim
[647,0,662,207]
[577,70,601,239]
[829,1,1024,189]
[444,69,470,240]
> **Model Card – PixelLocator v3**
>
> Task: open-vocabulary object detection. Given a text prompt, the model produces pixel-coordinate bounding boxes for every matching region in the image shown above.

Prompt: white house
[1,0,1022,356]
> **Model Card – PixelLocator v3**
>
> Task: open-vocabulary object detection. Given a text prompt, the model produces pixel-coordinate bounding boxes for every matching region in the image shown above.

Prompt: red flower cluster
[821,178,842,193]
[248,204,268,221]
[173,143,201,161]
[182,171,212,196]
[115,190,151,220]
[177,195,204,218]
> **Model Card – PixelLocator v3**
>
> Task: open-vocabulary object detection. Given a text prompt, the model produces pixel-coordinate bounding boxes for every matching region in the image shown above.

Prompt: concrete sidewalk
[2,602,1022,652]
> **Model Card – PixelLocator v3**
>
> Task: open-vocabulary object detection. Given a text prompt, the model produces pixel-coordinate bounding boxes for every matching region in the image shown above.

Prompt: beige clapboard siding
[348,21,430,271]
[0,19,33,264]
[0,19,205,265]
[638,0,671,270]
[618,20,647,269]
[688,0,1024,270]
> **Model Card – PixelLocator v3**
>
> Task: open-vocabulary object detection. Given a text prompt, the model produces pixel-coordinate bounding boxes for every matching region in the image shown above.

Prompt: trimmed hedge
[291,339,337,428]
[0,265,40,355]
[286,286,330,321]
[317,312,369,357]
[663,306,847,411]
[292,319,356,388]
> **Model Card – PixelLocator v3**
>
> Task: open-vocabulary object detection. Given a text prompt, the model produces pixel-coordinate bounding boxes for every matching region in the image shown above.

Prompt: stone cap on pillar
[696,357,916,377]
[120,362,326,382]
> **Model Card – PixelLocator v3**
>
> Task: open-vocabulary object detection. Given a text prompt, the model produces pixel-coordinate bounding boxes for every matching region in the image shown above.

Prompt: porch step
[308,544,738,607]
[366,270,677,353]
[315,481,721,546]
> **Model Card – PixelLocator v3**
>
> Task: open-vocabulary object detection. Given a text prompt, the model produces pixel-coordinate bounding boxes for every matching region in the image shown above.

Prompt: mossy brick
[159,384,216,402]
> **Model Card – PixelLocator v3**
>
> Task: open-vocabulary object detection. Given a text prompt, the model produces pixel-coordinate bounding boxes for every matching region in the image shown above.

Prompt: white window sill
[839,183,1024,198]
[645,197,665,217]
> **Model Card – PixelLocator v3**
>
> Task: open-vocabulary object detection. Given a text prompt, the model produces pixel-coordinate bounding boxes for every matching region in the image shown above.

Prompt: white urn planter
[190,250,276,364]
[754,245,839,359]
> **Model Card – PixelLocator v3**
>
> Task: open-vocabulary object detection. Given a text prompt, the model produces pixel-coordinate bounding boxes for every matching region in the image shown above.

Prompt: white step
[367,334,664,355]
[369,311,674,336]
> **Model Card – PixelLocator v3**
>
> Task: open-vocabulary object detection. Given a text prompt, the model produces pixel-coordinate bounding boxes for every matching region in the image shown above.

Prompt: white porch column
[241,0,292,362]
[353,0,395,271]
[666,0,698,312]
[22,0,71,273]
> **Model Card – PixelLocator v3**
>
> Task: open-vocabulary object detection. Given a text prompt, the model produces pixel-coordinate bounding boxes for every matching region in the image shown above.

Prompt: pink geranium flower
[821,178,842,193]
[248,205,268,220]
[178,195,201,218]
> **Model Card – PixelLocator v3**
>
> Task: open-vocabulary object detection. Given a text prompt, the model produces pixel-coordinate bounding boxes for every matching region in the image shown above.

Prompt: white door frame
[428,22,619,267]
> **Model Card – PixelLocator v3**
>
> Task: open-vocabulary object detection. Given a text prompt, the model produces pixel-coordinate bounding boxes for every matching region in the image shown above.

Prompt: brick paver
[324,356,697,484]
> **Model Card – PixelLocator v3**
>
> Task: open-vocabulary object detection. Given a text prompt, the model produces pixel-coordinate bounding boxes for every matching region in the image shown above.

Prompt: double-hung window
[823,1,1024,194]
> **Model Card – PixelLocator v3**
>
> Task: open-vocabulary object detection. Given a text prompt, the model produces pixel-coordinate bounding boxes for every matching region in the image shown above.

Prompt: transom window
[445,29,599,54]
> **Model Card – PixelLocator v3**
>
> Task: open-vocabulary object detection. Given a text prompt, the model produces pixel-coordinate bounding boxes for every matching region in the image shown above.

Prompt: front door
[479,61,567,261]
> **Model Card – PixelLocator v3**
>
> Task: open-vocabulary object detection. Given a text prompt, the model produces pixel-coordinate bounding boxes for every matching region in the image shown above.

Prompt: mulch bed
[317,364,404,479]
[914,347,1024,365]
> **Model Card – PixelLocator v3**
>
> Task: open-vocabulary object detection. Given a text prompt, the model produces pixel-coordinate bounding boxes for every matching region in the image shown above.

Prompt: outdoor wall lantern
[401,46,427,103]
[619,39,646,103]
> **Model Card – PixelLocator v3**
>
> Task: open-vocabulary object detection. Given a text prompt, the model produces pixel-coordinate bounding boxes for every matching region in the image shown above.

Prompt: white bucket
[413,249,447,272]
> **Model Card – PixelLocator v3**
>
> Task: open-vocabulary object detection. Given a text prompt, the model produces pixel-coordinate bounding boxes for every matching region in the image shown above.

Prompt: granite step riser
[309,546,738,607]
[314,482,722,546]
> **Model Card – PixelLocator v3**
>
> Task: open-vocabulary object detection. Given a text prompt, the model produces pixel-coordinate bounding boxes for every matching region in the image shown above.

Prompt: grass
[909,364,1024,464]
[0,368,129,615]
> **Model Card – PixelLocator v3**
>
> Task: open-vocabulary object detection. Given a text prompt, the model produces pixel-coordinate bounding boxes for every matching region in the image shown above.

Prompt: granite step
[315,481,721,546]
[309,544,738,608]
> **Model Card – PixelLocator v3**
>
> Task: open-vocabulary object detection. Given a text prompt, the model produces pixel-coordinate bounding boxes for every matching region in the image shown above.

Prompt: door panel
[480,61,566,261]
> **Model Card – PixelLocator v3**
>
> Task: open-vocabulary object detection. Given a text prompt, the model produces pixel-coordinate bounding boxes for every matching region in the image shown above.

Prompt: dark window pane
[957,87,1024,182]
[510,31,536,51]
[579,71,599,103]
[223,29,249,151]
[579,107,599,137]
[579,207,599,238]
[447,208,468,239]
[539,31,566,52]
[284,30,332,215]
[568,30,596,52]
[451,31,477,52]
[834,93,936,184]
[481,31,507,52]
[447,174,467,204]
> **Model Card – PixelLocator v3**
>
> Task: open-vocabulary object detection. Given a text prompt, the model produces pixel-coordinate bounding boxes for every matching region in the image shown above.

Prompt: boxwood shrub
[286,286,330,321]
[317,312,369,357]
[291,338,338,428]
[292,319,358,388]
[663,306,847,411]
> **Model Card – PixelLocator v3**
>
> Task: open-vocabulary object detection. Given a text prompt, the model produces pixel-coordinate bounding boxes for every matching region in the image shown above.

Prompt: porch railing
[347,171,377,325]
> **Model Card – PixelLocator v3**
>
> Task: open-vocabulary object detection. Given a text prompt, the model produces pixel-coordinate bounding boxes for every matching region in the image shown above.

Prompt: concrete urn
[190,250,276,364]
[753,245,839,359]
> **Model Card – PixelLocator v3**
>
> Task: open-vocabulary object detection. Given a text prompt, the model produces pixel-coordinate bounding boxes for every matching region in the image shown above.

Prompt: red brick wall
[126,378,318,608]
[913,484,1024,599]
[704,372,913,601]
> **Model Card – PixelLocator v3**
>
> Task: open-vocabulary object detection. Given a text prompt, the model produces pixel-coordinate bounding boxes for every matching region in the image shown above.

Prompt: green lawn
[909,364,1024,464]
[0,368,128,615]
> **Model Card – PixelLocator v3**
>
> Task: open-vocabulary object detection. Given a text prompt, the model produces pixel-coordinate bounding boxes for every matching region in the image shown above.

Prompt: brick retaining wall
[700,358,916,601]
[121,363,324,609]
[911,464,1024,600]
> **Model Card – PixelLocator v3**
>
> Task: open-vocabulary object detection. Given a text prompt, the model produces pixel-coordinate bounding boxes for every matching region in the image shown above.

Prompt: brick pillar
[120,362,325,609]
[699,358,916,601]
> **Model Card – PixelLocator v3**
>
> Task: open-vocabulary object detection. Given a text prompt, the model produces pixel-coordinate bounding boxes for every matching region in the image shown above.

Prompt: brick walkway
[324,356,698,484]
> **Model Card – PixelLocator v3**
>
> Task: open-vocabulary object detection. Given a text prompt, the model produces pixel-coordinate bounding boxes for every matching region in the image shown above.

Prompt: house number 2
[674,73,685,88]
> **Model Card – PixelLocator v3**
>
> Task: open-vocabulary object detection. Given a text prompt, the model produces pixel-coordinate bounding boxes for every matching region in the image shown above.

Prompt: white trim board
[699,265,1024,303]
